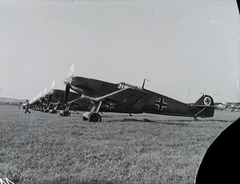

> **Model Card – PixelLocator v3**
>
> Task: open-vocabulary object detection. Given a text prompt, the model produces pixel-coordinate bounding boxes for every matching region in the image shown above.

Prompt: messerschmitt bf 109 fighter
[29,91,45,111]
[29,81,58,112]
[63,65,215,122]
[47,88,93,116]
[30,80,92,115]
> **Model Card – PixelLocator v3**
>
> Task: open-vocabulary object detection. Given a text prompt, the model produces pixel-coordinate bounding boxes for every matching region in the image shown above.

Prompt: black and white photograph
[0,0,239,183]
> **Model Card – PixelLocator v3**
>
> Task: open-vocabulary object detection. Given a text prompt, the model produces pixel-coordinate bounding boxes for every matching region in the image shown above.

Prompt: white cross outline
[155,98,167,111]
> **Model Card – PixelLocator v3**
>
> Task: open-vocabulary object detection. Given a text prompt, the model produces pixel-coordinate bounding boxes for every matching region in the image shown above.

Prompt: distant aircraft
[29,80,92,115]
[29,82,54,111]
[214,103,226,111]
[47,89,92,116]
[63,65,215,122]
[225,102,240,112]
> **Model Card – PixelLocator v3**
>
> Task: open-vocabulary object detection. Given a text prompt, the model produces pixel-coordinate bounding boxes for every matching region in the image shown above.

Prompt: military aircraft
[29,91,44,110]
[63,65,215,122]
[29,82,55,111]
[224,102,240,112]
[214,103,226,111]
[29,80,91,115]
[47,88,92,116]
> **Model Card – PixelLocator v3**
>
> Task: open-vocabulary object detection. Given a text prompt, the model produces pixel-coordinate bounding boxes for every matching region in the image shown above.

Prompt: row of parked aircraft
[28,65,215,122]
[215,102,240,112]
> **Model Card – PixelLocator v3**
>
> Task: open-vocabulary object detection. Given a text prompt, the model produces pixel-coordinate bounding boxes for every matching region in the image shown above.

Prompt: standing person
[25,100,31,114]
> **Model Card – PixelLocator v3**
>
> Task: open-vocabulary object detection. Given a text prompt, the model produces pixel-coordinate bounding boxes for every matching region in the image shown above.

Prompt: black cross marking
[155,98,167,111]
[105,104,114,111]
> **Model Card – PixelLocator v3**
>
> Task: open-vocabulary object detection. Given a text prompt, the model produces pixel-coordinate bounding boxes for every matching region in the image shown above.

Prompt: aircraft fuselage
[69,76,214,118]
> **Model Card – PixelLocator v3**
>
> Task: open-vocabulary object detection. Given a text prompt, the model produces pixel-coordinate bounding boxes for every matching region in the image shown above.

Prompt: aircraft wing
[82,88,152,112]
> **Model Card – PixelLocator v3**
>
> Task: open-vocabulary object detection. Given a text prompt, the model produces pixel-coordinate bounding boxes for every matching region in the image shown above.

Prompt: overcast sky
[0,0,239,103]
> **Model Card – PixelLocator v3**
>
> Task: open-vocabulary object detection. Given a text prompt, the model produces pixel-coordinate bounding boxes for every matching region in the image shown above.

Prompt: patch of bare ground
[0,106,238,183]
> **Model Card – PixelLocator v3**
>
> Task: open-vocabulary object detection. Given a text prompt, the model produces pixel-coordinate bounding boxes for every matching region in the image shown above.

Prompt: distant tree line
[0,98,27,106]
[0,101,21,106]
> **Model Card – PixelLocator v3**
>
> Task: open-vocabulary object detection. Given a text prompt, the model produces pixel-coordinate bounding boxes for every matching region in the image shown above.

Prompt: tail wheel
[89,113,101,122]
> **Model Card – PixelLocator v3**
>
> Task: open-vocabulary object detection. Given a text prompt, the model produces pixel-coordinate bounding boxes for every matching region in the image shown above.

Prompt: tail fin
[194,94,215,118]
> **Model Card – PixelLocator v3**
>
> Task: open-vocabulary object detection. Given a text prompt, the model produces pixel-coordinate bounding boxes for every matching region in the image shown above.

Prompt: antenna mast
[142,78,149,89]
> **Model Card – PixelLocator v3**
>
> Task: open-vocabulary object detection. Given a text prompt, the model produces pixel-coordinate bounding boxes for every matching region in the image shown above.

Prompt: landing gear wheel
[50,109,57,114]
[60,110,71,116]
[44,109,49,113]
[65,111,71,116]
[89,113,101,122]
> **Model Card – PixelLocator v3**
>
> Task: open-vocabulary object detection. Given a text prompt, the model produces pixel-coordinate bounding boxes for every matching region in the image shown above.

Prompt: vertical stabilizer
[194,94,215,118]
[195,94,214,106]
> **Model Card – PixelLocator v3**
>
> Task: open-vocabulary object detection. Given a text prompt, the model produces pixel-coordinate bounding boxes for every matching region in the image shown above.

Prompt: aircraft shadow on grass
[120,118,232,124]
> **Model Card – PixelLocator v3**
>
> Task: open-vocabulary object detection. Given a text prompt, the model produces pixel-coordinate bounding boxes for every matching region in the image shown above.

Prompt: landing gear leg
[60,103,72,117]
[89,113,102,122]
[83,101,103,122]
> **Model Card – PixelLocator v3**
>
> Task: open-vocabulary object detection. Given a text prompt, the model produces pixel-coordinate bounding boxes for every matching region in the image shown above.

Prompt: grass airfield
[0,105,239,184]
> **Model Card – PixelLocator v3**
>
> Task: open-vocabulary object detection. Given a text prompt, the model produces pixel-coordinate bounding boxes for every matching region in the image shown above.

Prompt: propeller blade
[63,64,75,103]
[38,91,42,103]
[68,64,74,78]
[64,64,74,85]
[43,88,47,95]
[47,94,52,107]
[64,84,70,104]
[50,80,55,90]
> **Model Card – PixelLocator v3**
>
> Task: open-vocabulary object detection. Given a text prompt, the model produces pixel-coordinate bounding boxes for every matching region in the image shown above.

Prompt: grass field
[0,105,239,184]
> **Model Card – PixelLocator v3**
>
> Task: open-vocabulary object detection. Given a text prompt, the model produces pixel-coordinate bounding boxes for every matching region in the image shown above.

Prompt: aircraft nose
[64,76,73,85]
[65,77,83,94]
[70,77,80,87]
[63,78,68,85]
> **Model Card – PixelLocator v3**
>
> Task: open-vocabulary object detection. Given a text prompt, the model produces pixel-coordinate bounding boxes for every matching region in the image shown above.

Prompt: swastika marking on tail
[204,97,211,106]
